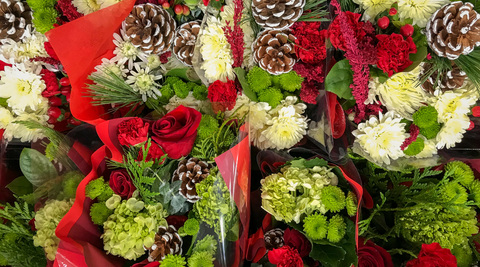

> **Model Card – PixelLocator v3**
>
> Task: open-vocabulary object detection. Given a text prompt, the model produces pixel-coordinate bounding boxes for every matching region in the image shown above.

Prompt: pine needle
[299,0,329,22]
[455,47,480,93]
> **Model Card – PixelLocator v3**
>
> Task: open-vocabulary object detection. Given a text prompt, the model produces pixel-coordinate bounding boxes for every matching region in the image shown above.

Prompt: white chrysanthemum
[352,111,408,165]
[113,26,147,70]
[94,57,128,77]
[368,66,426,119]
[433,89,477,123]
[225,94,252,118]
[414,135,438,158]
[353,0,394,21]
[0,64,48,114]
[98,0,121,9]
[0,107,14,129]
[73,0,101,14]
[126,64,162,102]
[200,17,235,83]
[0,27,49,65]
[436,116,471,149]
[398,0,450,27]
[4,113,51,142]
[165,91,212,114]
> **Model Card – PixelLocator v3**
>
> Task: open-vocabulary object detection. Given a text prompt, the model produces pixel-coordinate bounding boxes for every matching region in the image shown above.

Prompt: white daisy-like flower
[72,0,101,15]
[94,57,128,77]
[352,111,408,165]
[113,27,147,70]
[368,66,426,120]
[436,116,471,149]
[353,0,394,21]
[141,54,163,70]
[126,64,163,102]
[0,64,48,115]
[433,89,477,123]
[4,113,51,142]
[0,107,14,129]
[165,91,212,114]
[225,94,252,118]
[0,27,49,65]
[397,0,450,27]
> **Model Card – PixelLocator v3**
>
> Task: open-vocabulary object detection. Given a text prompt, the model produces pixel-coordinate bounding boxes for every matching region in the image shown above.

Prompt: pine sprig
[0,202,35,238]
[455,47,480,92]
[299,0,329,22]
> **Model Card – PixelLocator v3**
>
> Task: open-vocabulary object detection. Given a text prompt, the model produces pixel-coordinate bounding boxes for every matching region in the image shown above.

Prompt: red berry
[400,24,414,37]
[162,2,170,8]
[49,96,62,106]
[68,118,82,126]
[47,107,61,119]
[47,117,57,124]
[473,106,480,117]
[60,86,71,95]
[377,16,390,29]
[65,92,71,102]
[183,5,190,16]
[389,7,397,16]
[174,5,183,15]
[59,77,70,86]
[468,121,475,130]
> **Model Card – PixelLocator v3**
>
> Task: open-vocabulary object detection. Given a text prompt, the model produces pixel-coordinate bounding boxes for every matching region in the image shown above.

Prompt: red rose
[109,169,136,199]
[137,141,166,162]
[406,243,457,267]
[376,33,417,77]
[268,246,303,267]
[207,79,238,112]
[292,22,327,64]
[117,118,149,146]
[284,228,312,258]
[328,11,366,51]
[358,237,393,267]
[166,215,188,229]
[151,105,202,159]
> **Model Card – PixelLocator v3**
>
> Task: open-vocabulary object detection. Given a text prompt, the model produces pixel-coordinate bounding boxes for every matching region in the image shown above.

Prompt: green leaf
[234,67,258,101]
[403,46,428,72]
[0,98,8,107]
[166,68,201,83]
[168,194,188,215]
[309,243,347,267]
[370,67,389,83]
[325,59,354,100]
[19,148,58,187]
[6,176,33,196]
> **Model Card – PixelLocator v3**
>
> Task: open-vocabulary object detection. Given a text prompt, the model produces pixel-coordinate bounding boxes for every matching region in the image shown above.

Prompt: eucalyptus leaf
[325,59,354,100]
[168,194,188,215]
[6,176,33,196]
[234,67,258,101]
[171,180,182,192]
[19,148,58,187]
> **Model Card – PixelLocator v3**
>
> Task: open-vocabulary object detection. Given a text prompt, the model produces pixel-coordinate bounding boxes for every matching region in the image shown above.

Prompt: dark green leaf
[234,67,257,101]
[309,243,346,267]
[403,46,428,72]
[0,98,8,107]
[166,68,201,83]
[19,148,58,187]
[325,59,354,100]
[6,176,33,196]
[370,67,389,83]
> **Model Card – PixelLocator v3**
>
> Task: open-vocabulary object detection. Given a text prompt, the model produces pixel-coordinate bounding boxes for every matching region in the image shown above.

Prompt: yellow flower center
[17,79,32,94]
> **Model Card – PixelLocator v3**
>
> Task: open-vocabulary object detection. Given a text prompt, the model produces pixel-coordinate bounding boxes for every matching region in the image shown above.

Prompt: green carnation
[247,66,271,93]
[346,191,358,217]
[413,106,439,128]
[27,0,58,9]
[327,215,346,243]
[161,254,186,267]
[197,115,219,141]
[164,77,182,86]
[419,122,441,139]
[441,182,468,205]
[451,243,473,267]
[468,180,480,207]
[192,235,217,255]
[90,202,113,225]
[97,186,114,202]
[61,171,83,199]
[277,71,303,92]
[172,80,190,99]
[258,87,283,108]
[0,254,7,266]
[32,7,58,34]
[303,213,328,240]
[183,218,200,236]
[321,186,346,213]
[192,84,208,100]
[85,177,107,200]
[445,161,475,187]
[403,137,425,156]
[188,251,214,267]
[159,84,175,103]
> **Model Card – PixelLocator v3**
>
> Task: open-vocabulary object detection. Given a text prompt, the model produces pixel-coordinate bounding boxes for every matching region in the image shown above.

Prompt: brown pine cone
[421,63,467,94]
[173,20,201,66]
[147,225,183,262]
[264,228,284,250]
[426,1,480,60]
[253,29,297,75]
[124,3,176,55]
[0,0,32,42]
[252,0,305,30]
[172,158,213,203]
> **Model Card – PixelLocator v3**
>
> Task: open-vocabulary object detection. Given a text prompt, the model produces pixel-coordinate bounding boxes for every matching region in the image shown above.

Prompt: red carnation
[207,79,238,112]
[376,33,417,77]
[292,22,327,64]
[268,246,303,267]
[40,69,61,98]
[406,243,457,267]
[328,11,366,51]
[117,118,149,146]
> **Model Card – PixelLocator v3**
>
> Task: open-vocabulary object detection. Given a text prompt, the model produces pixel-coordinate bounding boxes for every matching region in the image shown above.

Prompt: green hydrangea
[32,7,58,34]
[102,196,168,260]
[192,235,217,255]
[159,84,175,103]
[183,218,200,236]
[321,186,346,213]
[258,87,284,108]
[303,213,328,240]
[33,199,75,261]
[247,66,271,93]
[161,254,186,267]
[413,106,439,128]
[261,165,339,223]
[277,71,304,92]
[419,122,441,139]
[403,137,425,156]
[197,115,219,141]
[90,202,113,225]
[192,84,208,100]
[397,205,478,249]
[346,191,358,217]
[188,251,214,267]
[445,161,475,187]
[61,171,83,199]
[193,168,237,238]
[85,177,107,200]
[172,80,190,99]
[327,215,346,243]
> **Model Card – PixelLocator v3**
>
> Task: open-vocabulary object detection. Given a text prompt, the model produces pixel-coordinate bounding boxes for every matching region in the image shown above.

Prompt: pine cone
[264,228,284,250]
[252,0,305,30]
[426,1,480,60]
[124,3,176,55]
[173,20,201,66]
[172,158,213,203]
[0,0,32,42]
[421,63,467,94]
[253,29,297,75]
[147,225,183,262]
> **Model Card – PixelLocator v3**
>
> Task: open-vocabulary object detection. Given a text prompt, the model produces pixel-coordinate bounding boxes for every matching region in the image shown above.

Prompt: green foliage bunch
[27,0,58,33]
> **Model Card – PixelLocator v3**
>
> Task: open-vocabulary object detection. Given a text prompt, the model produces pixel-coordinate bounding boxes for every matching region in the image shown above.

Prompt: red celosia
[31,57,61,66]
[208,79,237,111]
[292,22,327,64]
[44,42,59,61]
[160,51,171,64]
[40,69,60,98]
[268,246,303,267]
[376,33,416,77]
[328,11,366,51]
[56,0,83,22]
[299,80,319,104]
[293,61,324,83]
[222,0,244,68]
[400,124,419,150]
